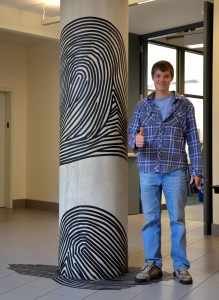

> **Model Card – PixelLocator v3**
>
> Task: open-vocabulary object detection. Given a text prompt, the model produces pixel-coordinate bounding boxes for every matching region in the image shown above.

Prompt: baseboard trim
[13,199,26,208]
[162,204,167,210]
[13,200,166,213]
[211,223,219,236]
[13,199,59,212]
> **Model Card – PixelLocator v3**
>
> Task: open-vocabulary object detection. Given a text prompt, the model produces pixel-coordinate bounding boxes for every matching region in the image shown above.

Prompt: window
[184,51,203,143]
[184,51,203,96]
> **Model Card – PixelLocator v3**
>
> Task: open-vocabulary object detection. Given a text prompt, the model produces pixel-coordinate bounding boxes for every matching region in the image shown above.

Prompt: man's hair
[151,60,174,79]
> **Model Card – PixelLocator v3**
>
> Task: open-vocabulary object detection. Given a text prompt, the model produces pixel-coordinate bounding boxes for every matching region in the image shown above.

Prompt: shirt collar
[146,91,182,104]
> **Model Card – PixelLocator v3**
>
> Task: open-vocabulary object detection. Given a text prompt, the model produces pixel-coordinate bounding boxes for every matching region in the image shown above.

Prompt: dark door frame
[203,0,213,235]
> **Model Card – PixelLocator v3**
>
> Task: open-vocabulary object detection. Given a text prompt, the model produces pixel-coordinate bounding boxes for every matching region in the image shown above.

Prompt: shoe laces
[142,261,154,273]
[178,269,189,275]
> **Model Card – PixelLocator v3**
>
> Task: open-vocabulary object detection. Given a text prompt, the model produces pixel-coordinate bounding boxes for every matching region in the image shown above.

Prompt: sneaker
[135,261,163,283]
[174,269,193,284]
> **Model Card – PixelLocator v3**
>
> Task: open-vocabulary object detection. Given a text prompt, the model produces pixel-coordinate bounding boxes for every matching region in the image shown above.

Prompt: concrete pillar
[59,0,128,281]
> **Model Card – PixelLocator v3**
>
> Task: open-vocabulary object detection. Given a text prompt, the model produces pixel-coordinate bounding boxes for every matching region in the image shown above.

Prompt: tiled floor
[0,204,219,300]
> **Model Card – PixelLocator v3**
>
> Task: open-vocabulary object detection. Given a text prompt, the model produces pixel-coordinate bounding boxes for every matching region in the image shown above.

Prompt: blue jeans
[139,168,190,270]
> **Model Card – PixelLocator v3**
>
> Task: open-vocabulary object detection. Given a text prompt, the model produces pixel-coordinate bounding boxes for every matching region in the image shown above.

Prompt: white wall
[26,40,60,203]
[212,0,219,225]
[0,5,60,40]
[0,39,60,206]
[0,42,27,205]
[0,92,5,207]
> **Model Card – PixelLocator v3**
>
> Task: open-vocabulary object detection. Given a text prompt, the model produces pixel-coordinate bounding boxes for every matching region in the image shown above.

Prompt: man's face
[152,69,173,93]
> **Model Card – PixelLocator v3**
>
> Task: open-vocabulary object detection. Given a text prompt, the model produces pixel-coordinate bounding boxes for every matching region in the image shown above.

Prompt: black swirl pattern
[60,17,127,165]
[58,205,128,280]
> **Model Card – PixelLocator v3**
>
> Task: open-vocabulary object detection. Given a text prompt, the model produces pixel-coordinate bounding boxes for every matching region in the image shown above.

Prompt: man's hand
[136,127,144,148]
[190,176,202,190]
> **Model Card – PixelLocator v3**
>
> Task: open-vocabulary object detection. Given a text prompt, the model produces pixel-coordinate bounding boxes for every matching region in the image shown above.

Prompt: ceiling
[0,0,60,17]
[0,0,213,45]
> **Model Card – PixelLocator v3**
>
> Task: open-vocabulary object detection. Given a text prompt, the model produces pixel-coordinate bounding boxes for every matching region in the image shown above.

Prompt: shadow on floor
[8,264,173,290]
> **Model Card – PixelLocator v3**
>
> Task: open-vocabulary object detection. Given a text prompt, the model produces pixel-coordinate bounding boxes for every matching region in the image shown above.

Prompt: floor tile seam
[130,283,155,300]
[187,245,219,252]
[33,285,72,300]
[12,244,59,253]
[186,226,203,231]
[2,246,59,259]
[0,269,15,276]
[198,246,219,258]
[186,226,204,233]
[0,243,58,253]
[80,288,109,300]
[160,253,170,259]
[0,272,20,281]
[178,276,218,300]
[186,237,206,247]
[190,247,219,264]
[0,276,41,296]
[50,289,97,300]
[157,279,193,290]
[206,270,219,283]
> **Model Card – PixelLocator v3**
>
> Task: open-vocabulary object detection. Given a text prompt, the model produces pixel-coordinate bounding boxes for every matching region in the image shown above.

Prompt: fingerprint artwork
[60,16,127,165]
[57,205,128,281]
[59,16,128,282]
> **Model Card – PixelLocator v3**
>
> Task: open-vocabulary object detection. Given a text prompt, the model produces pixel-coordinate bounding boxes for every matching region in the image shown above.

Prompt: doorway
[0,91,11,208]
[140,2,213,233]
[140,23,204,218]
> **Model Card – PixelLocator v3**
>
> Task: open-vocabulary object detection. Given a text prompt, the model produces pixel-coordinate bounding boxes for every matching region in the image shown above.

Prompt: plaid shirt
[128,91,203,176]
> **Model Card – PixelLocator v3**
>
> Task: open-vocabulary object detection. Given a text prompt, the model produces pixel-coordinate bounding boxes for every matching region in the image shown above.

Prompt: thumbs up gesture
[136,127,144,148]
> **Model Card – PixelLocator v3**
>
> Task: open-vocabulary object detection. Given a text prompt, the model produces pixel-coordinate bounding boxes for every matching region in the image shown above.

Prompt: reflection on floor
[0,205,219,300]
[187,192,203,206]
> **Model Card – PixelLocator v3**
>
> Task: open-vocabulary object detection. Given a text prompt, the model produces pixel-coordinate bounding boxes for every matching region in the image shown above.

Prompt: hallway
[0,205,219,299]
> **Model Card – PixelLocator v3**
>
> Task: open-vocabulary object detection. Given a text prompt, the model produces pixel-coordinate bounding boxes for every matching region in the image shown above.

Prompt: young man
[128,60,203,285]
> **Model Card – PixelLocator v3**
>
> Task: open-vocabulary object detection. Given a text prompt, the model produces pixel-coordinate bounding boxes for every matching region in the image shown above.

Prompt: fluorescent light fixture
[187,43,204,49]
[138,0,155,4]
[184,33,203,49]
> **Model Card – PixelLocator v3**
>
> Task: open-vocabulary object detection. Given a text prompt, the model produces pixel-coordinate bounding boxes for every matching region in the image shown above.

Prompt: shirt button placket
[156,123,163,171]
